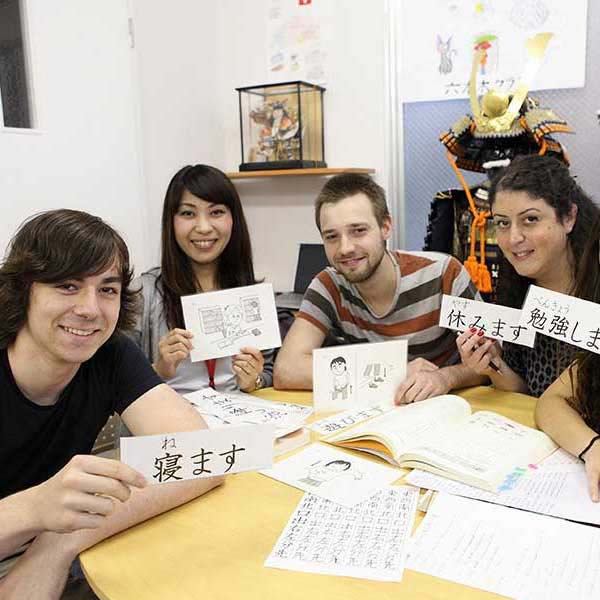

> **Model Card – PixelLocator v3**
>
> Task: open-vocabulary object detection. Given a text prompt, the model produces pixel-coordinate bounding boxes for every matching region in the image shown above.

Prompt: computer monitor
[276,243,329,309]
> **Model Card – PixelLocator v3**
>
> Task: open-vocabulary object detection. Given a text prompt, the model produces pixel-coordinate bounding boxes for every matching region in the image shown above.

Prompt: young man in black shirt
[0,209,222,599]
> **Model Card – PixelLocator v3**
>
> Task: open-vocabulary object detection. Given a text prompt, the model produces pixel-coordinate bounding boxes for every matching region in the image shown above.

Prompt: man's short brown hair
[0,209,137,347]
[314,173,390,231]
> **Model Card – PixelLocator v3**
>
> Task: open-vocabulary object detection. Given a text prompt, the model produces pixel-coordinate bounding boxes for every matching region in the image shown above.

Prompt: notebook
[275,243,329,310]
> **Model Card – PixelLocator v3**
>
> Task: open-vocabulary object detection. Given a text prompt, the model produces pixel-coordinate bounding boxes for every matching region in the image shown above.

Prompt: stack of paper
[185,388,312,438]
[406,449,600,525]
[407,493,600,599]
[266,487,418,581]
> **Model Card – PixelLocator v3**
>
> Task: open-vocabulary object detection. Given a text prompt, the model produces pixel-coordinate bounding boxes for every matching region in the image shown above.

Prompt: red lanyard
[205,359,217,389]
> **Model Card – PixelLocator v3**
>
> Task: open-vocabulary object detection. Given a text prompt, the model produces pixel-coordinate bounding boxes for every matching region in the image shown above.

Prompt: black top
[503,335,577,398]
[0,334,162,499]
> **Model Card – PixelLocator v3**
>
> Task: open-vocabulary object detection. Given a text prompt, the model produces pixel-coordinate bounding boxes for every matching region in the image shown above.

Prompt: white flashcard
[439,294,536,347]
[308,405,391,436]
[185,387,312,438]
[265,487,419,582]
[181,283,281,361]
[313,340,407,412]
[520,285,600,354]
[120,424,275,484]
[260,443,401,507]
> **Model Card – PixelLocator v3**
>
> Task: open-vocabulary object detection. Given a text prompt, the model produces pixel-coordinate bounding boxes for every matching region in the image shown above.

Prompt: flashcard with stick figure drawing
[181,283,281,361]
[313,340,407,412]
[259,443,401,507]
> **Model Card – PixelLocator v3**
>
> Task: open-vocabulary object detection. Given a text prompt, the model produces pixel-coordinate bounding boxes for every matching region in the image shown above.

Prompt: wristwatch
[254,373,265,391]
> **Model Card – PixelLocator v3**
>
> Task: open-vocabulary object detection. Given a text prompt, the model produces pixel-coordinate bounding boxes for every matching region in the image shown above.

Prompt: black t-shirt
[0,334,162,499]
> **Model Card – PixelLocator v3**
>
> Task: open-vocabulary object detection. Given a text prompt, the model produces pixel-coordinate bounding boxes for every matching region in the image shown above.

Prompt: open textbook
[328,394,557,492]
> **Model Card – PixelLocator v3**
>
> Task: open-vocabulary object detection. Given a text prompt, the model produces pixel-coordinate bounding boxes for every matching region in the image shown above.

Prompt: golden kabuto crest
[439,33,572,293]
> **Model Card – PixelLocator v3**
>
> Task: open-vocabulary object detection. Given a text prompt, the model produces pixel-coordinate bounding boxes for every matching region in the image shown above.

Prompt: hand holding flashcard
[520,285,600,354]
[120,424,275,484]
[313,340,407,412]
[440,295,536,347]
[181,283,281,361]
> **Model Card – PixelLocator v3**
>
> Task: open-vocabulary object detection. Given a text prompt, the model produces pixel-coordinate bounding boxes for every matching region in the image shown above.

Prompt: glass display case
[236,80,326,171]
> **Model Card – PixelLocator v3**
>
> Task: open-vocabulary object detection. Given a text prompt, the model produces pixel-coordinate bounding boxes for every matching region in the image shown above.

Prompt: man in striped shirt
[273,173,485,403]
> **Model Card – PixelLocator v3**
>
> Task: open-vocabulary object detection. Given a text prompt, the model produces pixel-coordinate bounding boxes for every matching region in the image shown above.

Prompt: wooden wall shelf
[226,167,375,179]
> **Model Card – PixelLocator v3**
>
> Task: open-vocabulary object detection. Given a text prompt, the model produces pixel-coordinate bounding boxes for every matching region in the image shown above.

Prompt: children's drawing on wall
[330,356,352,401]
[400,0,588,102]
[473,33,499,76]
[182,283,282,362]
[298,459,364,488]
[510,0,549,30]
[437,35,457,75]
[313,340,407,412]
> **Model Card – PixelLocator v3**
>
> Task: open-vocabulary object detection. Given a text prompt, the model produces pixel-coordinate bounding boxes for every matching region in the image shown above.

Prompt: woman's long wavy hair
[159,164,257,330]
[0,209,137,347]
[489,155,599,308]
[572,215,600,431]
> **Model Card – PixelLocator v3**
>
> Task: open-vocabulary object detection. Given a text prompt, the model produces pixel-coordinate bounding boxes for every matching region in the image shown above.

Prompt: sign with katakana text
[519,285,600,355]
[439,295,536,348]
[120,424,275,484]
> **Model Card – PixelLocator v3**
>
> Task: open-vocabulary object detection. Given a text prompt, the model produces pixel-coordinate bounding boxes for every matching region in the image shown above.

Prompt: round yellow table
[80,386,535,600]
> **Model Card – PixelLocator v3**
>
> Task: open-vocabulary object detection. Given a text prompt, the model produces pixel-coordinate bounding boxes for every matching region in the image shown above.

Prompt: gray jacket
[131,268,274,396]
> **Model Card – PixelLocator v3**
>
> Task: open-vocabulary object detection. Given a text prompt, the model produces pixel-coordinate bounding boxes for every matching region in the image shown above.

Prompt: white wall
[128,0,220,271]
[213,0,389,291]
[0,0,391,290]
[0,0,147,270]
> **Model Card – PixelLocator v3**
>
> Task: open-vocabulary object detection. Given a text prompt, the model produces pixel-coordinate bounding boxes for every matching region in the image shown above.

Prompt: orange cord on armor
[446,152,492,293]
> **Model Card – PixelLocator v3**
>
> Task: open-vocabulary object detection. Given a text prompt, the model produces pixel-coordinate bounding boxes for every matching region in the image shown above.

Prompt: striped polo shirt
[297,250,480,366]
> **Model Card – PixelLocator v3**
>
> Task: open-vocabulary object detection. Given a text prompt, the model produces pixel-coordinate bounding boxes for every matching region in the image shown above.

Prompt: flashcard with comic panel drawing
[181,283,281,361]
[313,340,407,412]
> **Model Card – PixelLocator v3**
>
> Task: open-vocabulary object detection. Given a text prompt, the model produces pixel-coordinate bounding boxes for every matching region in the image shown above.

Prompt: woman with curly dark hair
[536,214,600,501]
[456,154,599,396]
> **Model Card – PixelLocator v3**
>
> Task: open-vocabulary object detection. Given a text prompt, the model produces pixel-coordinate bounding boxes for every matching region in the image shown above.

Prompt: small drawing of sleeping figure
[298,459,364,487]
[330,356,352,401]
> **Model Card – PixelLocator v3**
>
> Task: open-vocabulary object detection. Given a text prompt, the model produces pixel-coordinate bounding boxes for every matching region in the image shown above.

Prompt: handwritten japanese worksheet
[407,493,600,600]
[520,284,600,354]
[308,405,391,436]
[265,487,418,581]
[260,443,401,507]
[185,387,312,438]
[313,340,407,412]
[439,294,536,347]
[120,424,275,484]
[181,283,281,361]
[406,449,600,525]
